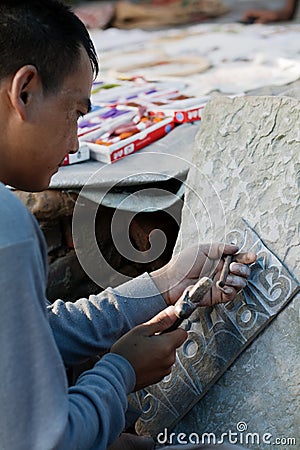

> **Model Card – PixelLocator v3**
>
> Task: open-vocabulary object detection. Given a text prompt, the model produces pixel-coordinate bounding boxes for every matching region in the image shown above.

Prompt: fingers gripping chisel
[162,277,213,333]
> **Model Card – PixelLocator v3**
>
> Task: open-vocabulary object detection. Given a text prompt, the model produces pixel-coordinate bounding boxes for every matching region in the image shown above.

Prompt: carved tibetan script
[129,221,300,437]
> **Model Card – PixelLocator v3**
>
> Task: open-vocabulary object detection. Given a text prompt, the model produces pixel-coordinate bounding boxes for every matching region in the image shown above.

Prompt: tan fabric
[113,0,228,29]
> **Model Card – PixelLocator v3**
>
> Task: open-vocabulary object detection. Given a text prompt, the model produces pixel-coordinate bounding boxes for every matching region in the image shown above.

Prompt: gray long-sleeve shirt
[0,183,166,450]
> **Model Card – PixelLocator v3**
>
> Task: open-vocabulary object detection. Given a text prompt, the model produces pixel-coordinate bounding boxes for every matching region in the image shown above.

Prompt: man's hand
[241,8,294,24]
[150,243,256,307]
[111,306,187,391]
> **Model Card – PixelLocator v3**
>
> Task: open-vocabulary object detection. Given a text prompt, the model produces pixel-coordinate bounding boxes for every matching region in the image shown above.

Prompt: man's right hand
[110,306,187,391]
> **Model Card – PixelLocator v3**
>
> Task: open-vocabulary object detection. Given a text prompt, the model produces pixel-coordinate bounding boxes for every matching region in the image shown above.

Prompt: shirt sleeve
[47,273,167,366]
[0,239,136,450]
[0,186,149,449]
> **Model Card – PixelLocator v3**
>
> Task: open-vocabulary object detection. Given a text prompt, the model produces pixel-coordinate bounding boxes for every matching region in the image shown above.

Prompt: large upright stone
[131,96,300,449]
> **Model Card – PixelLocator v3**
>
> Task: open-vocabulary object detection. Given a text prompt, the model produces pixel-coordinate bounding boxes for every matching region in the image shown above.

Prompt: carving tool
[162,277,213,333]
[216,254,233,293]
[163,255,234,333]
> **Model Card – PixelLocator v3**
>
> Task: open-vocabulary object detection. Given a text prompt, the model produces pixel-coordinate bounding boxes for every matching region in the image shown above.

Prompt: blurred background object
[69,0,299,30]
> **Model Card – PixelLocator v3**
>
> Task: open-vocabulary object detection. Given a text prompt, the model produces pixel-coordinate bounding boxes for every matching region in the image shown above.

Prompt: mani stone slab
[131,96,300,448]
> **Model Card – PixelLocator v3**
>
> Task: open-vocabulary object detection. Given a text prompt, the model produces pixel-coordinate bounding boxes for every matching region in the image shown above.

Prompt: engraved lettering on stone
[130,223,299,436]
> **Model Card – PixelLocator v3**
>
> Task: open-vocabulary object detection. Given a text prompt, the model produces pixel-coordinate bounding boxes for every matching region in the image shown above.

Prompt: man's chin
[10,176,51,192]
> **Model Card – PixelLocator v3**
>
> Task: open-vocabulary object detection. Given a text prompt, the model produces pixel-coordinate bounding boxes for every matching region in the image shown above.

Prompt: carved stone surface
[131,223,299,436]
[131,96,300,447]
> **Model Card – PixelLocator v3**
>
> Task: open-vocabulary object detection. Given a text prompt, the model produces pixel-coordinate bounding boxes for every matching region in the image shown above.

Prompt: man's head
[0,0,99,191]
[0,0,99,94]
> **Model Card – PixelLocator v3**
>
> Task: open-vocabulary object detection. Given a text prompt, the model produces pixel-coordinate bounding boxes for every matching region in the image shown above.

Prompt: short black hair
[0,0,99,93]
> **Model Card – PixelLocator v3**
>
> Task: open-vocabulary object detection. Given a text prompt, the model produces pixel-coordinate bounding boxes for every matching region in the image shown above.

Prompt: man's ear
[8,65,42,120]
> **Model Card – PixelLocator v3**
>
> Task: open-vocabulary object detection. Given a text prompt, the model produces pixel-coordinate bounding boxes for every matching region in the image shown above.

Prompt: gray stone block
[131,96,300,449]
